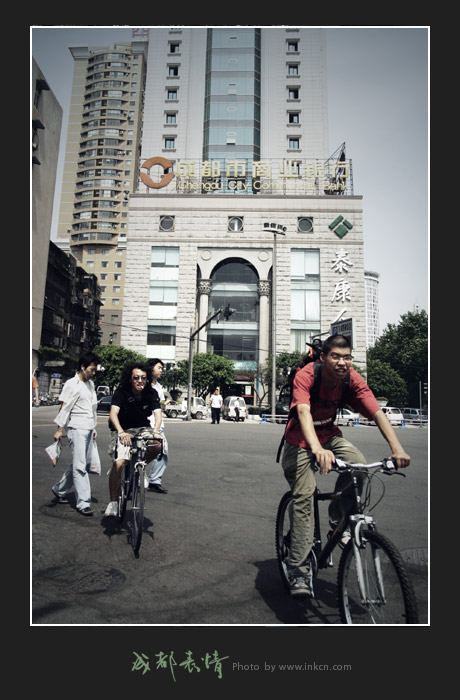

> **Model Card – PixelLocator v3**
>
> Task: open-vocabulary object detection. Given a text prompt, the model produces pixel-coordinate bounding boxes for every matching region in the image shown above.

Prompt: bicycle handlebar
[332,458,405,476]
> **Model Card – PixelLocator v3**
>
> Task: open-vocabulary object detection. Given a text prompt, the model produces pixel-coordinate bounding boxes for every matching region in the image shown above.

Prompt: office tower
[120,27,366,407]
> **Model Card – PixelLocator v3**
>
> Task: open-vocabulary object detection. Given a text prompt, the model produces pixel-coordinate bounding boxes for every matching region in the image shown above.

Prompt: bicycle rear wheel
[117,463,130,523]
[275,492,294,590]
[131,466,145,555]
[337,529,419,624]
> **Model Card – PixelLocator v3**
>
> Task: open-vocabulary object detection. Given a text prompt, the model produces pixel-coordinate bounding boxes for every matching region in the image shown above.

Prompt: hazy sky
[31,25,429,332]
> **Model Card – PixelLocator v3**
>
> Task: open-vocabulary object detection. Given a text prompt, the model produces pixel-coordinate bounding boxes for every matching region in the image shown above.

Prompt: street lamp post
[264,222,286,422]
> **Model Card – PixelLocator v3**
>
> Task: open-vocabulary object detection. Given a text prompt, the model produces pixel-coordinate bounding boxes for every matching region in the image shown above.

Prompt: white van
[222,396,247,421]
[381,406,403,425]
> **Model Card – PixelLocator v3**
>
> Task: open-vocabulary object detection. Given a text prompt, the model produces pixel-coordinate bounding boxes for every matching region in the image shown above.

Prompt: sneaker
[51,488,69,504]
[104,501,118,517]
[289,576,313,597]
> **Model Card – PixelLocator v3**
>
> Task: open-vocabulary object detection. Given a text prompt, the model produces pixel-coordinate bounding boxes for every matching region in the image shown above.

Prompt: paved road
[31,407,428,625]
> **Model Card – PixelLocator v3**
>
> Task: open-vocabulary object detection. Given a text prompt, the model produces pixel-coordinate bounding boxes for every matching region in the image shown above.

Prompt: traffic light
[223,304,234,320]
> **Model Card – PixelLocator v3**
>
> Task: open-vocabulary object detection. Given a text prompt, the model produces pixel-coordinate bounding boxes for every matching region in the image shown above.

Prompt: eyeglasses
[132,376,147,382]
[330,353,353,363]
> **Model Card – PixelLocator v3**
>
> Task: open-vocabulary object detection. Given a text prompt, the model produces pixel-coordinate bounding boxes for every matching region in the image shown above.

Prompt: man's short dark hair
[78,351,100,370]
[322,335,352,356]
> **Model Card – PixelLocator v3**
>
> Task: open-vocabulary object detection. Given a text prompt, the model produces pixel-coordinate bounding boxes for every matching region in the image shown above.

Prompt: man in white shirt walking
[211,389,223,424]
[51,352,100,516]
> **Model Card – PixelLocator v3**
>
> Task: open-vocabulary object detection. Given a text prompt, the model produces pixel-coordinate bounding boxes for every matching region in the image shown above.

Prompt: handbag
[87,440,101,475]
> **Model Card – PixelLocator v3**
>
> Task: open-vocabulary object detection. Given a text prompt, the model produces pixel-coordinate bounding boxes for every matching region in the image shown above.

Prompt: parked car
[335,407,360,426]
[222,396,247,421]
[402,407,428,423]
[165,396,209,419]
[96,385,110,397]
[97,394,113,413]
[380,406,403,425]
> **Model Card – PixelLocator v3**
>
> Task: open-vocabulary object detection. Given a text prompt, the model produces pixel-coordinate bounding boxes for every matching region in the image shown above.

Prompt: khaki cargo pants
[281,436,365,578]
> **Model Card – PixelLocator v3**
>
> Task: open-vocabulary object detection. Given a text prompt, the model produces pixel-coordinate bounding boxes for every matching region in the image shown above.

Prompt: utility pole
[185,304,234,421]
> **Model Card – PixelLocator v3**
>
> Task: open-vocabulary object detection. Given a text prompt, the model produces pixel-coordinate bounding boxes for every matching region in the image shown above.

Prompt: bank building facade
[58,27,367,401]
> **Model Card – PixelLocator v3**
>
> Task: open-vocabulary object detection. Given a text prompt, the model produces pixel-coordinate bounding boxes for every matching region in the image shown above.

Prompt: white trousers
[53,428,93,511]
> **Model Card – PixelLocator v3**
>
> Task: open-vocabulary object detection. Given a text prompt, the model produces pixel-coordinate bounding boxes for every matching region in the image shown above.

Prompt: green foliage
[93,345,147,389]
[38,346,76,376]
[367,310,428,406]
[176,353,235,396]
[366,358,408,406]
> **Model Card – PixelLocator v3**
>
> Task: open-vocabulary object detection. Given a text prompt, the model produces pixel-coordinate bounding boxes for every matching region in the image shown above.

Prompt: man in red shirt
[281,334,411,597]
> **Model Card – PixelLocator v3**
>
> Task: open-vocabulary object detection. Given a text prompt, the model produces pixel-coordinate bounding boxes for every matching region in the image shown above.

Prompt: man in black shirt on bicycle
[104,362,163,517]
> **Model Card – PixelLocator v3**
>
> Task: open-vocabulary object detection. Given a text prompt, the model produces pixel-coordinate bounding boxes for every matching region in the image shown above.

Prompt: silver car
[402,407,428,423]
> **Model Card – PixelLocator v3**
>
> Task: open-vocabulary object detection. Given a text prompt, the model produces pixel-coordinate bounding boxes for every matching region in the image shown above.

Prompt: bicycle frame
[311,462,400,604]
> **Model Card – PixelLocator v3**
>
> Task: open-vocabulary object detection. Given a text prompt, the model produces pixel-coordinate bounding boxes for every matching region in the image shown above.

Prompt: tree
[257,351,303,406]
[176,353,235,397]
[93,344,148,390]
[366,358,408,406]
[367,310,428,406]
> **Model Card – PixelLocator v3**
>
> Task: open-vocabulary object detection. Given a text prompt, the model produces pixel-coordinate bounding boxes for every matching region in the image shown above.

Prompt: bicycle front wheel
[117,463,130,523]
[131,466,145,555]
[337,530,419,624]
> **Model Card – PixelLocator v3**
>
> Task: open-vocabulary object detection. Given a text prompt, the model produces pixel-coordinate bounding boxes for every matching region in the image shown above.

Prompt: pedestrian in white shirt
[51,352,100,516]
[211,389,223,424]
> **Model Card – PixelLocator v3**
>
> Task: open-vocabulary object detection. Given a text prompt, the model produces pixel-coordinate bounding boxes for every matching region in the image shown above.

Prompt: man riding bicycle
[104,362,163,517]
[281,334,411,597]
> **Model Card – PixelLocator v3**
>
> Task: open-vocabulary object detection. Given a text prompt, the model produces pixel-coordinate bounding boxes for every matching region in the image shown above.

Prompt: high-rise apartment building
[365,270,380,347]
[56,40,148,344]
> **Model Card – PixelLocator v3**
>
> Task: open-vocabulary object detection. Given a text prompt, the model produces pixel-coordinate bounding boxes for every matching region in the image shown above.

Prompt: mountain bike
[117,429,162,556]
[275,458,419,624]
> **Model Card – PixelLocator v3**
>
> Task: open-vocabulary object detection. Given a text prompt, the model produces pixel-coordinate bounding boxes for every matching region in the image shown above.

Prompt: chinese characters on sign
[141,157,352,194]
[331,248,353,304]
[132,650,229,682]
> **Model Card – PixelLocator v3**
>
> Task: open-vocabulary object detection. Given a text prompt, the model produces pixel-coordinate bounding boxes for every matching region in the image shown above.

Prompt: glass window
[298,217,313,233]
[149,282,178,304]
[147,324,176,345]
[291,289,320,321]
[159,216,175,231]
[291,249,319,278]
[228,216,244,232]
[151,247,180,267]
